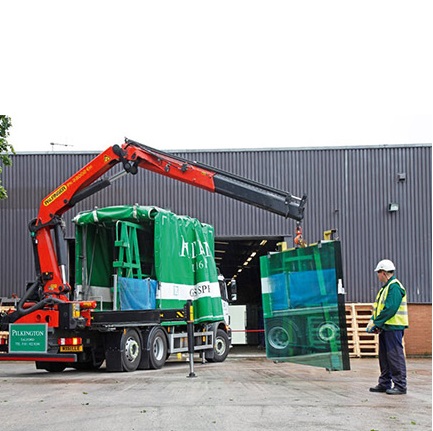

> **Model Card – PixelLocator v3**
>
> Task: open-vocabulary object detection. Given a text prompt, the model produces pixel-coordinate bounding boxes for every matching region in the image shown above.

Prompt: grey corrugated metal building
[0,144,431,307]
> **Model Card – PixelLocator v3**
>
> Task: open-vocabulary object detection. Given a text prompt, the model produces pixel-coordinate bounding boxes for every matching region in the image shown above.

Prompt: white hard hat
[374,259,396,272]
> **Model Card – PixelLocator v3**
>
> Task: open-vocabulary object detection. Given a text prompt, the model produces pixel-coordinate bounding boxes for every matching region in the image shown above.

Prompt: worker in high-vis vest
[367,259,409,395]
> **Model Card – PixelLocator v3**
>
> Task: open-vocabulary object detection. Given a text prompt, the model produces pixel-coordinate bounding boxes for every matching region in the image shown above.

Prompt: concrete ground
[0,347,431,431]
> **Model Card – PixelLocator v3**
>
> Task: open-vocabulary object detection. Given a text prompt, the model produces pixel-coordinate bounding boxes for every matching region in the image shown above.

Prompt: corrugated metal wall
[1,145,431,303]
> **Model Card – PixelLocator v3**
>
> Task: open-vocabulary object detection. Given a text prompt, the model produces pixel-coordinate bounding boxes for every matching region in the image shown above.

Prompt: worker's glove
[366,319,376,333]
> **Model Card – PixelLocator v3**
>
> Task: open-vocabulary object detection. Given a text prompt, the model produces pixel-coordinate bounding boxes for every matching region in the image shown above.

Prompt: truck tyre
[208,329,229,362]
[148,327,167,370]
[73,357,104,371]
[35,361,66,373]
[121,329,142,372]
[73,361,103,371]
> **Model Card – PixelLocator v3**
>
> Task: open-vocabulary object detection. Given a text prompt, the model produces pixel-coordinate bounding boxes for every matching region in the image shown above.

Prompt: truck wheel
[121,329,142,372]
[73,358,104,371]
[209,329,229,362]
[73,346,105,371]
[35,361,66,373]
[148,327,167,369]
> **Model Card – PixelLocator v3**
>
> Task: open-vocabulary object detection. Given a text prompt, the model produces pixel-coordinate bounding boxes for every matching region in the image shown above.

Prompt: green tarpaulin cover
[73,205,223,324]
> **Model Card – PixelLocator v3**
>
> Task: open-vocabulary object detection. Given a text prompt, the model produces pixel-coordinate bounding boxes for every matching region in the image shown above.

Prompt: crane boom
[125,138,306,219]
[25,138,306,303]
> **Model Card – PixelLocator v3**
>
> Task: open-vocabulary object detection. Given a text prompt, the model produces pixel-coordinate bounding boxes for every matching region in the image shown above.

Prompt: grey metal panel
[340,146,432,304]
[0,145,431,304]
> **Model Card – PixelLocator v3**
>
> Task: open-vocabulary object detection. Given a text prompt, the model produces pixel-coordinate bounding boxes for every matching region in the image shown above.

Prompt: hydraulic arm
[14,139,307,310]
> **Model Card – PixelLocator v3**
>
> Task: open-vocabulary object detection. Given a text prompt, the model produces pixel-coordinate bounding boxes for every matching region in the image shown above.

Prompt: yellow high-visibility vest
[373,279,409,326]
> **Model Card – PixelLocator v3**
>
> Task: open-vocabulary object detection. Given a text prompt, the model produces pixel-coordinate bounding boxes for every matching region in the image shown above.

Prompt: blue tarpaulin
[118,277,157,310]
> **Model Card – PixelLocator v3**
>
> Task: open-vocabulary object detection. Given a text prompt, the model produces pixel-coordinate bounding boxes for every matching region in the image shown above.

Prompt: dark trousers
[378,330,407,390]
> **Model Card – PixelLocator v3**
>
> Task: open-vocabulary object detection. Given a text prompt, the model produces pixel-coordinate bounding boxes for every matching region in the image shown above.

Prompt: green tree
[0,115,15,199]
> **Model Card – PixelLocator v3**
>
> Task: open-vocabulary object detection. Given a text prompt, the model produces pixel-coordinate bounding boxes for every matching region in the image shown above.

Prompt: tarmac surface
[0,347,431,431]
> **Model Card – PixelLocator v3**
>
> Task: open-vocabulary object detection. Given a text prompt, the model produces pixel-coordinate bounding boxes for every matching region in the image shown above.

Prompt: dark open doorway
[215,236,286,345]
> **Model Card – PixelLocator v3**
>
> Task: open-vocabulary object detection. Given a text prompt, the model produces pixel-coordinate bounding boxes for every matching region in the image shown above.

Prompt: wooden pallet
[345,303,378,357]
[0,305,14,345]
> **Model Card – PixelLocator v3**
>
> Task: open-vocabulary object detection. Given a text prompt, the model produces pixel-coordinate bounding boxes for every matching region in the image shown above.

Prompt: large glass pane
[260,241,350,370]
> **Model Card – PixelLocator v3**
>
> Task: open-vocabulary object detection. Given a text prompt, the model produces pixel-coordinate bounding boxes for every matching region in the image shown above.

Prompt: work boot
[386,387,407,395]
[369,385,388,393]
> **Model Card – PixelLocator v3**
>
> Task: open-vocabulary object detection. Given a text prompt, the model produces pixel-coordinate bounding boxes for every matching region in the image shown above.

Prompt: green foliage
[0,115,15,200]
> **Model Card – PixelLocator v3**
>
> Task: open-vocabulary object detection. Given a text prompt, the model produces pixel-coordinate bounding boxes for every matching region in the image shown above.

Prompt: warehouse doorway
[215,236,291,346]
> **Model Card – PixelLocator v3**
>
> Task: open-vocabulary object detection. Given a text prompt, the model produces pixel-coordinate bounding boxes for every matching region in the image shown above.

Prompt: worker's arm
[373,282,405,328]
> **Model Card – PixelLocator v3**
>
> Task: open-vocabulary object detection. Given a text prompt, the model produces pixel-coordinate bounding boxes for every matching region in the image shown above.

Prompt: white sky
[1,1,432,153]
